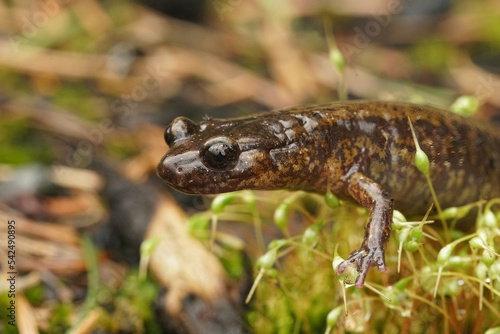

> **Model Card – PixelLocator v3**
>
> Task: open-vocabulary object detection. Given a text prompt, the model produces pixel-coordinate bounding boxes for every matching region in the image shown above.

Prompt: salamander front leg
[336,172,393,288]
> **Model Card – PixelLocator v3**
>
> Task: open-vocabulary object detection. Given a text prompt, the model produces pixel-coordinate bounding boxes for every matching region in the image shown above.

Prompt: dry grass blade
[17,294,39,334]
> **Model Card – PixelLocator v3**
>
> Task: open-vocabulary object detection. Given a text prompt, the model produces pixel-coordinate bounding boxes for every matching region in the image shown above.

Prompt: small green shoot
[408,117,449,240]
[139,236,159,281]
[246,249,278,303]
[324,19,347,100]
[324,306,343,334]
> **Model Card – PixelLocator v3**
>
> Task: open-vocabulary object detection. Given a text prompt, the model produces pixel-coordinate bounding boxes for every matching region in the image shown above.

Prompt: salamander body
[157,101,500,287]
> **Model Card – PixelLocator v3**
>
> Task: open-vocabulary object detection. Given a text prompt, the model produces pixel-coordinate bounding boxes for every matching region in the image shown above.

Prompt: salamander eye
[164,127,174,146]
[164,117,197,146]
[201,137,240,170]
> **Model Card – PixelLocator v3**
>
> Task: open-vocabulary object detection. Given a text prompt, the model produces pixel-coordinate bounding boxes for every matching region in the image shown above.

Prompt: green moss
[469,4,500,45]
[0,294,19,334]
[24,284,45,305]
[104,137,139,159]
[103,273,160,333]
[45,303,73,334]
[0,116,54,165]
[0,69,28,93]
[200,189,500,333]
[52,83,102,121]
[19,10,84,51]
[219,249,246,279]
[409,38,458,73]
[102,0,136,27]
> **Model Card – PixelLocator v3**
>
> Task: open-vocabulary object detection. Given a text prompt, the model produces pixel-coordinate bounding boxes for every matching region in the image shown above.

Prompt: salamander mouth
[156,168,230,195]
[156,151,232,194]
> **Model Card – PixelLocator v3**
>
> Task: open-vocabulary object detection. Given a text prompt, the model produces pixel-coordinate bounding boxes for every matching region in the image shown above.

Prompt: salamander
[157,101,500,288]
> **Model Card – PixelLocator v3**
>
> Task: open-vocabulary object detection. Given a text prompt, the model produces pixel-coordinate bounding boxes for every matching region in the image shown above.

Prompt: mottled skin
[157,101,500,288]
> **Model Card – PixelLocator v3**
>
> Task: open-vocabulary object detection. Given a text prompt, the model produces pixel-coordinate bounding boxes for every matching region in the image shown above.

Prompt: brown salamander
[157,101,500,288]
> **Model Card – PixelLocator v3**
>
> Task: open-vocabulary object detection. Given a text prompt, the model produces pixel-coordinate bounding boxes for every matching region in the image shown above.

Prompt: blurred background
[1,0,500,333]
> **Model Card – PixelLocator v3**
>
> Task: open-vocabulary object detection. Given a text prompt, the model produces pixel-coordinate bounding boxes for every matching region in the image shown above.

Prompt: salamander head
[157,115,325,194]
